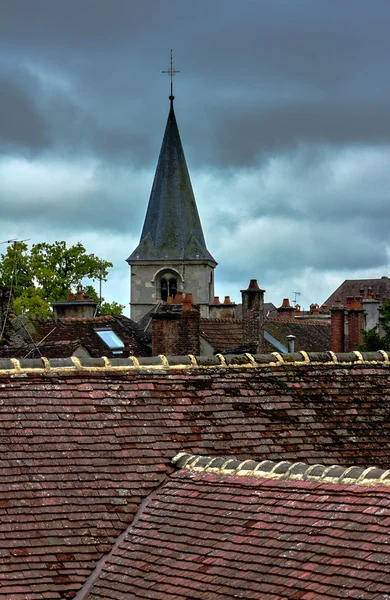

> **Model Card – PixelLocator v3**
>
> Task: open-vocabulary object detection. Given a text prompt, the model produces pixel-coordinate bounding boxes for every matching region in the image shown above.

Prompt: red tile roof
[0,353,390,598]
[200,317,331,353]
[200,318,243,351]
[264,317,331,352]
[83,453,390,599]
[325,277,390,306]
[23,314,151,358]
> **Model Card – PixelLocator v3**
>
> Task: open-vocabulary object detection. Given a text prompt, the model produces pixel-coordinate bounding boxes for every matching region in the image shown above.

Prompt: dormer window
[94,328,125,355]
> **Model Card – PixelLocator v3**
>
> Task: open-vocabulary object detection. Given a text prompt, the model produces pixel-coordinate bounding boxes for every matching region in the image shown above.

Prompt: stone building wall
[130,261,214,321]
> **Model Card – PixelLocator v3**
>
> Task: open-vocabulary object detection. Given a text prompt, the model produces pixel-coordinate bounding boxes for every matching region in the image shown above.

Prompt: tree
[0,241,121,317]
[83,286,125,316]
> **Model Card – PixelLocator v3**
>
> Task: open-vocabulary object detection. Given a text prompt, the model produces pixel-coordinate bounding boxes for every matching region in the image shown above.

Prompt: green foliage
[0,241,114,317]
[360,327,383,351]
[83,286,125,316]
[379,299,390,344]
[99,301,125,316]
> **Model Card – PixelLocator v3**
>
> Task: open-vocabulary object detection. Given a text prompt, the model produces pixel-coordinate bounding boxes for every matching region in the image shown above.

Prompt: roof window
[94,328,125,354]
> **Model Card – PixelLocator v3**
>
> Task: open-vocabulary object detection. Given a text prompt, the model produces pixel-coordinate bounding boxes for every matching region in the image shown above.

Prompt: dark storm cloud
[2,0,390,169]
[0,67,49,151]
[1,0,390,309]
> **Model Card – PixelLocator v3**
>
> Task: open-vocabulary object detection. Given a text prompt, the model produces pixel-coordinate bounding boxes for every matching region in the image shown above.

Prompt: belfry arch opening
[154,269,182,302]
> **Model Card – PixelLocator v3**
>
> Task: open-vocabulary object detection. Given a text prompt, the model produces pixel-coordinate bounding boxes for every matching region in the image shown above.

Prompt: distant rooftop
[325,277,390,306]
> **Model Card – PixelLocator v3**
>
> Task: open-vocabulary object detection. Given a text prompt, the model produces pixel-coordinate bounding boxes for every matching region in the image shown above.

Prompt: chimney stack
[347,297,364,351]
[152,294,200,356]
[277,298,295,319]
[209,295,236,320]
[309,303,320,316]
[241,279,265,352]
[330,301,345,352]
[52,283,98,319]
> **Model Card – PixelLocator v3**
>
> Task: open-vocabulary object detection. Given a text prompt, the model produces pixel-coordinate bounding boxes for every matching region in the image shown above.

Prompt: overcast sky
[1,0,390,313]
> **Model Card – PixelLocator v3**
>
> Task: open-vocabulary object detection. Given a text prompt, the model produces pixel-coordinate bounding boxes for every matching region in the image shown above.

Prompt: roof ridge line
[0,350,388,374]
[172,453,390,487]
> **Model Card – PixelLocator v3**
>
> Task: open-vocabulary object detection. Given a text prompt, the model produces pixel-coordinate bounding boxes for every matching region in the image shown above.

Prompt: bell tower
[127,55,217,321]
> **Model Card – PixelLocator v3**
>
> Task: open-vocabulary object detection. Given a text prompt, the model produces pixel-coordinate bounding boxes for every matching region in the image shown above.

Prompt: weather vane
[162,49,180,99]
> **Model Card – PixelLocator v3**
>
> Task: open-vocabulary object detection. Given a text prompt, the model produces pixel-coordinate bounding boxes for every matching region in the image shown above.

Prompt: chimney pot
[224,296,231,304]
[213,296,220,305]
[183,293,194,311]
[282,298,290,308]
[76,282,84,301]
[173,291,184,304]
[247,279,260,291]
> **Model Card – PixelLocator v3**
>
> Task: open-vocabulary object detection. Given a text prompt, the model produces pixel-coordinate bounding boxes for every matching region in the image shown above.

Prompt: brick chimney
[330,300,345,352]
[209,295,236,320]
[277,298,295,319]
[152,293,200,356]
[347,296,364,351]
[52,283,98,319]
[241,279,265,352]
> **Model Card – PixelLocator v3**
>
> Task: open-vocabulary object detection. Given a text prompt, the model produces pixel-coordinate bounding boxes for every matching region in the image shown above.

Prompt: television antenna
[292,291,301,305]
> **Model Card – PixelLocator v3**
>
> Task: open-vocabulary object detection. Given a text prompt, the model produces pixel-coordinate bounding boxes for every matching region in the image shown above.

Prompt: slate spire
[128,96,216,263]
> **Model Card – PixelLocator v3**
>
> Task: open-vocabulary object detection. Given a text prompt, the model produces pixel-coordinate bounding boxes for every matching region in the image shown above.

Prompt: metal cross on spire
[162,49,180,99]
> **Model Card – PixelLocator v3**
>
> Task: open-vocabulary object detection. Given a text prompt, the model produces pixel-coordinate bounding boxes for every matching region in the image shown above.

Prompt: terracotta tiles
[0,354,389,597]
[200,317,331,353]
[264,318,331,352]
[84,461,390,599]
[325,277,390,306]
[27,315,151,358]
[200,319,243,352]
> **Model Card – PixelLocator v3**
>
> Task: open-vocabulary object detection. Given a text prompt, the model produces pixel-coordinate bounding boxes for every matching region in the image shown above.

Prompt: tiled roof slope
[0,340,84,359]
[234,302,278,319]
[264,317,331,353]
[325,277,390,306]
[1,352,390,598]
[200,318,243,351]
[200,317,331,353]
[27,314,151,358]
[84,454,390,600]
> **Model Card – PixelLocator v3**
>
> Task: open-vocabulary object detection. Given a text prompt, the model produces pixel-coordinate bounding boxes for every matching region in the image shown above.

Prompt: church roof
[127,97,216,263]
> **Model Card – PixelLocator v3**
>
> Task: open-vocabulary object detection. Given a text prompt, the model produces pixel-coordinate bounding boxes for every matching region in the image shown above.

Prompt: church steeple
[127,57,217,322]
[127,96,215,263]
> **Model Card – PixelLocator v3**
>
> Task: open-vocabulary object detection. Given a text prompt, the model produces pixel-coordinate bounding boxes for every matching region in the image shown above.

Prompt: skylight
[94,328,125,354]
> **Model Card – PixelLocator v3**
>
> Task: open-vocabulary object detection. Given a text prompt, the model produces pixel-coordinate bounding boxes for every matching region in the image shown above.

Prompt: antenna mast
[292,291,301,305]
